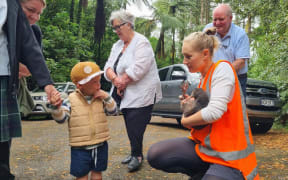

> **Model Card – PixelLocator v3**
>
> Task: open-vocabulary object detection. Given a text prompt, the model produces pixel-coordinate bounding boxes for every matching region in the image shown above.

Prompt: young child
[50,61,117,180]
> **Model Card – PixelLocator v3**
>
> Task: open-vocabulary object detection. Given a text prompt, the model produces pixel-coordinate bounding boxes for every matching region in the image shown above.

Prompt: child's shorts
[70,141,108,177]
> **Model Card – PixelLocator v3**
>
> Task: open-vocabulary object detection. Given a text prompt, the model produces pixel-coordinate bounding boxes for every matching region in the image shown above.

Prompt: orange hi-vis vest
[189,60,259,180]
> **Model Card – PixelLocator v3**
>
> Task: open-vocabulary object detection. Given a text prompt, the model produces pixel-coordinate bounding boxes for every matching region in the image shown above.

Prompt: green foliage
[41,12,93,62]
[156,57,172,69]
[156,56,183,69]
[135,18,157,37]
[148,37,158,52]
[32,0,287,122]
[46,58,79,82]
[248,0,288,121]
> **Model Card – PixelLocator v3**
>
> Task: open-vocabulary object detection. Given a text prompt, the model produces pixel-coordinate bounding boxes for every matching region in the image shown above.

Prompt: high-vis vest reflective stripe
[189,60,259,180]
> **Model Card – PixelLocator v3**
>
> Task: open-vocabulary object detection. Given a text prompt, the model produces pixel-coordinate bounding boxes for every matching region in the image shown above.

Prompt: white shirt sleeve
[201,62,235,122]
[125,41,154,81]
[104,42,122,81]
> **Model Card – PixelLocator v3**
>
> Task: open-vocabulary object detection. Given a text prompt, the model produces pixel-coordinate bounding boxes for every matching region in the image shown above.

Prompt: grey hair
[109,10,135,29]
[183,32,219,58]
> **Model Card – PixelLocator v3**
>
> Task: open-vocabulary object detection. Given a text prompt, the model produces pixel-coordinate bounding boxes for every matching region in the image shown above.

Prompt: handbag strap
[113,52,123,74]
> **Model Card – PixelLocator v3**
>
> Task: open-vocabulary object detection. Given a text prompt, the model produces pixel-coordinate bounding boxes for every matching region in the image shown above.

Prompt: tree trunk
[82,0,88,9]
[194,0,201,25]
[155,27,165,59]
[200,0,204,25]
[245,14,252,34]
[205,0,210,24]
[69,0,75,22]
[94,0,106,64]
[171,28,175,64]
[76,0,83,24]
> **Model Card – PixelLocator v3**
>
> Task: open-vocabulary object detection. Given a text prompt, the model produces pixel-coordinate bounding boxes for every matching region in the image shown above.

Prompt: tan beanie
[70,62,104,84]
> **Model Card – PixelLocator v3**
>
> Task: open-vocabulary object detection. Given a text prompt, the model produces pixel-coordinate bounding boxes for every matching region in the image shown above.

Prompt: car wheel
[250,122,273,134]
[21,112,30,120]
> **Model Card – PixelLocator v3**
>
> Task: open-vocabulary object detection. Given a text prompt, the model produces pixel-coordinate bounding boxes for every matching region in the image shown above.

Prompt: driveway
[10,116,288,180]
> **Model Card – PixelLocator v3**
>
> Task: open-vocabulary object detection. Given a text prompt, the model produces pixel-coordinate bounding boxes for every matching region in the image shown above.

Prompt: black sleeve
[31,24,42,48]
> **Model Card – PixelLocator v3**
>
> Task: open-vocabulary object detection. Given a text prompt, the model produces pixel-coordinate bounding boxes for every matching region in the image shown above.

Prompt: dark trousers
[147,137,244,180]
[122,104,153,158]
[0,140,15,180]
[238,74,247,100]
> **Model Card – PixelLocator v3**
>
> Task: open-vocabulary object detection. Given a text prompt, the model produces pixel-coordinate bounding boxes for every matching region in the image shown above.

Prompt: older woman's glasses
[112,23,126,32]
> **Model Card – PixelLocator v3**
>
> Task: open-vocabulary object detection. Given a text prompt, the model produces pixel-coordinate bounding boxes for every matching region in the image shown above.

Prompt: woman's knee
[147,143,165,168]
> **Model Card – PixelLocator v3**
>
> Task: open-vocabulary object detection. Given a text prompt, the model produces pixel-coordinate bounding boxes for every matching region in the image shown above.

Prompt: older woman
[147,31,259,180]
[104,10,162,172]
[18,0,46,116]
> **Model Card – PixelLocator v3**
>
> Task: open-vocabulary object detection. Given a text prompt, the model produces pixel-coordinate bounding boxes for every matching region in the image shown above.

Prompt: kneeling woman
[147,31,259,180]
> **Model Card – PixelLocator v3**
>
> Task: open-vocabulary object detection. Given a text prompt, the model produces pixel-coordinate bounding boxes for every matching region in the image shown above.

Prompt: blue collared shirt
[204,23,250,75]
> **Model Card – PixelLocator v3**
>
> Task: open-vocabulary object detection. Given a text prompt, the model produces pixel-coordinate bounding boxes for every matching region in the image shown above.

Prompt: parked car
[152,64,282,133]
[23,82,76,119]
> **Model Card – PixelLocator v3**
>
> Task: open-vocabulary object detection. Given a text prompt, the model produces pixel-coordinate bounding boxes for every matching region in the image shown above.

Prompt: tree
[94,0,106,64]
[76,0,83,24]
[69,0,75,22]
[152,0,193,63]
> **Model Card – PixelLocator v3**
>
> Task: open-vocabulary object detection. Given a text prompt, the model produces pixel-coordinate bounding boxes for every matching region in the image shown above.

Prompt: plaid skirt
[0,76,22,142]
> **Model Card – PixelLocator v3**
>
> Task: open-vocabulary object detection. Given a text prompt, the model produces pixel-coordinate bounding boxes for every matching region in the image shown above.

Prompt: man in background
[204,3,250,98]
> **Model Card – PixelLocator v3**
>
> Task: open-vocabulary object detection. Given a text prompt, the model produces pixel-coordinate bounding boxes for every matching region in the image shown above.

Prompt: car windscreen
[32,83,69,93]
[54,84,66,92]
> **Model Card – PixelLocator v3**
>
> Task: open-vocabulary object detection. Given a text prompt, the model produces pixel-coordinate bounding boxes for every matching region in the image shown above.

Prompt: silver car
[24,82,76,119]
[152,64,282,133]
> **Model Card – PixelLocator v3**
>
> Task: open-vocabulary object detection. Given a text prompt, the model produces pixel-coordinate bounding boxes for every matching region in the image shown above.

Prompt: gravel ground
[10,116,288,180]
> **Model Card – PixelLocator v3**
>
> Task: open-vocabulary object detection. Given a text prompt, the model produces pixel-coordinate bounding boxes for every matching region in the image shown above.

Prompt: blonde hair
[183,31,219,57]
[20,0,46,8]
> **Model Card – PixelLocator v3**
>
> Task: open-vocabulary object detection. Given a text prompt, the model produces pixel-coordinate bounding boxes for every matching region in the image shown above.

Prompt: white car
[23,82,76,119]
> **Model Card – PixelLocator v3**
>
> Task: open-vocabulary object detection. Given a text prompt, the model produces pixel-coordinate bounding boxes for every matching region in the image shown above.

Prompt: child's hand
[93,89,109,100]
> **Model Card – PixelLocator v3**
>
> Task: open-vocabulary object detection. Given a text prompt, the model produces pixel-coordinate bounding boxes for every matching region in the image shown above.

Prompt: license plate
[261,99,274,106]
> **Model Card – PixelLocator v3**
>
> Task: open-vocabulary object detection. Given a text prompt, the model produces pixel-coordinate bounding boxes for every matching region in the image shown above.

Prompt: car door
[162,66,189,113]
[153,66,170,112]
[155,65,188,113]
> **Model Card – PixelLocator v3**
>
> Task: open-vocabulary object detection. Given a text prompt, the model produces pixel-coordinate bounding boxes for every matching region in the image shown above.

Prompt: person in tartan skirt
[0,0,62,179]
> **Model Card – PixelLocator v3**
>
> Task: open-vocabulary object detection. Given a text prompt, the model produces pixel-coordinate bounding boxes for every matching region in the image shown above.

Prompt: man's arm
[232,58,246,72]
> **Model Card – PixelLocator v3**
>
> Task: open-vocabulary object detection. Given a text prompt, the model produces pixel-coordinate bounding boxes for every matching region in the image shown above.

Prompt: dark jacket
[4,0,53,97]
[31,24,42,48]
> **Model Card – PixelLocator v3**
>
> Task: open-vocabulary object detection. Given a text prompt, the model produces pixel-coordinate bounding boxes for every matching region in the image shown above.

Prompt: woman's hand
[19,63,31,79]
[45,85,62,107]
[113,76,126,90]
[180,96,195,104]
[114,73,132,91]
[181,110,208,129]
[117,89,124,97]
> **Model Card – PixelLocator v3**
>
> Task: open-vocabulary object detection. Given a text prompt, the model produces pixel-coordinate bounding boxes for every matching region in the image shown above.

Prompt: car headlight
[277,91,280,98]
[32,95,48,101]
[42,96,48,101]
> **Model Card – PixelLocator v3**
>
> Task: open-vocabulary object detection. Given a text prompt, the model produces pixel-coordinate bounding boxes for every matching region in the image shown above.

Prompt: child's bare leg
[90,171,102,180]
[76,174,89,180]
